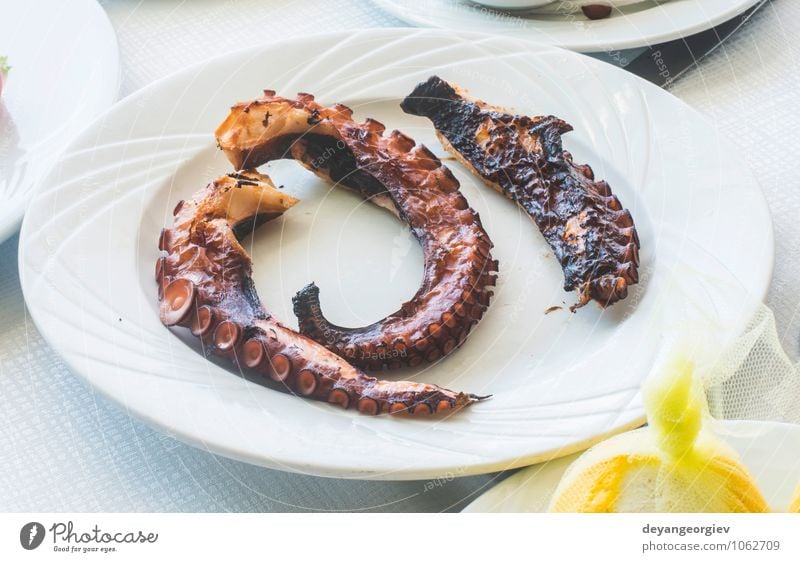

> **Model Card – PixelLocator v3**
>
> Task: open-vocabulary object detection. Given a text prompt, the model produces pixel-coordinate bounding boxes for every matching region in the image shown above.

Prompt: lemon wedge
[548,353,768,512]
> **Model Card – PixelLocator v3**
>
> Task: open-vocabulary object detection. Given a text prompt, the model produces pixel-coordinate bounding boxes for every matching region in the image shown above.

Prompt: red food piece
[582,4,613,19]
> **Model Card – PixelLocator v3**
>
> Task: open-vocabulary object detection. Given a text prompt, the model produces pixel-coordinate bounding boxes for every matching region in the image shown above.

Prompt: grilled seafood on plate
[215,92,499,370]
[402,76,640,310]
[156,171,484,417]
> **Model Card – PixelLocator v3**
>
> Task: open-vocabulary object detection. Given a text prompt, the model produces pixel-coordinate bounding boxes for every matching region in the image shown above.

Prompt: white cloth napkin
[1,0,796,512]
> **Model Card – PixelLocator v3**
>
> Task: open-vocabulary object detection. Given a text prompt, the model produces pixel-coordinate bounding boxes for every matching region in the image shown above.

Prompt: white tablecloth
[1,0,796,512]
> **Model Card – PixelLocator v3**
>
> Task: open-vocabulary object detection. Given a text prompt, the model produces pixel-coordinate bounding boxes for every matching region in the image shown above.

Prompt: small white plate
[463,421,800,512]
[372,0,763,52]
[472,0,553,9]
[19,29,772,480]
[0,0,119,244]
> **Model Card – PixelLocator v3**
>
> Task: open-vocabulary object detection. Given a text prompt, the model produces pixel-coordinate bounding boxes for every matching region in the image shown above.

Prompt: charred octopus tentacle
[214,92,498,370]
[401,76,640,310]
[157,171,483,416]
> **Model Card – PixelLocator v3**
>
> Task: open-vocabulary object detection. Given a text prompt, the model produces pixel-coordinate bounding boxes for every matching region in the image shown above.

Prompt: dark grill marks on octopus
[401,76,640,310]
[215,91,499,370]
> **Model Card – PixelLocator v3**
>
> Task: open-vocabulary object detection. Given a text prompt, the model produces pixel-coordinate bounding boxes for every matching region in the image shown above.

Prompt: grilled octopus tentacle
[214,92,498,370]
[157,171,482,416]
[401,76,640,310]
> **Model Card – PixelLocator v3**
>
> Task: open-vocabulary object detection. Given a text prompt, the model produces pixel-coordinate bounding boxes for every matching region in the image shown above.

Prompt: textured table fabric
[0,0,796,512]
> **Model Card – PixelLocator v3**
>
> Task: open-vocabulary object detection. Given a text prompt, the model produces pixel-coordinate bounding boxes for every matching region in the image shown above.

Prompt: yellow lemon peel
[549,353,769,512]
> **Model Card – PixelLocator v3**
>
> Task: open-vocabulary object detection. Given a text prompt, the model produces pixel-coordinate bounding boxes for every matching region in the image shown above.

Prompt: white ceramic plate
[473,0,552,9]
[19,29,772,480]
[463,420,800,512]
[372,0,763,52]
[0,0,119,243]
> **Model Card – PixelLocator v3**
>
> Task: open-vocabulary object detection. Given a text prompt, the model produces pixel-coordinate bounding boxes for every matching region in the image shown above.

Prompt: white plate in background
[0,0,119,244]
[372,0,763,52]
[472,0,552,9]
[19,29,772,479]
[463,421,800,512]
